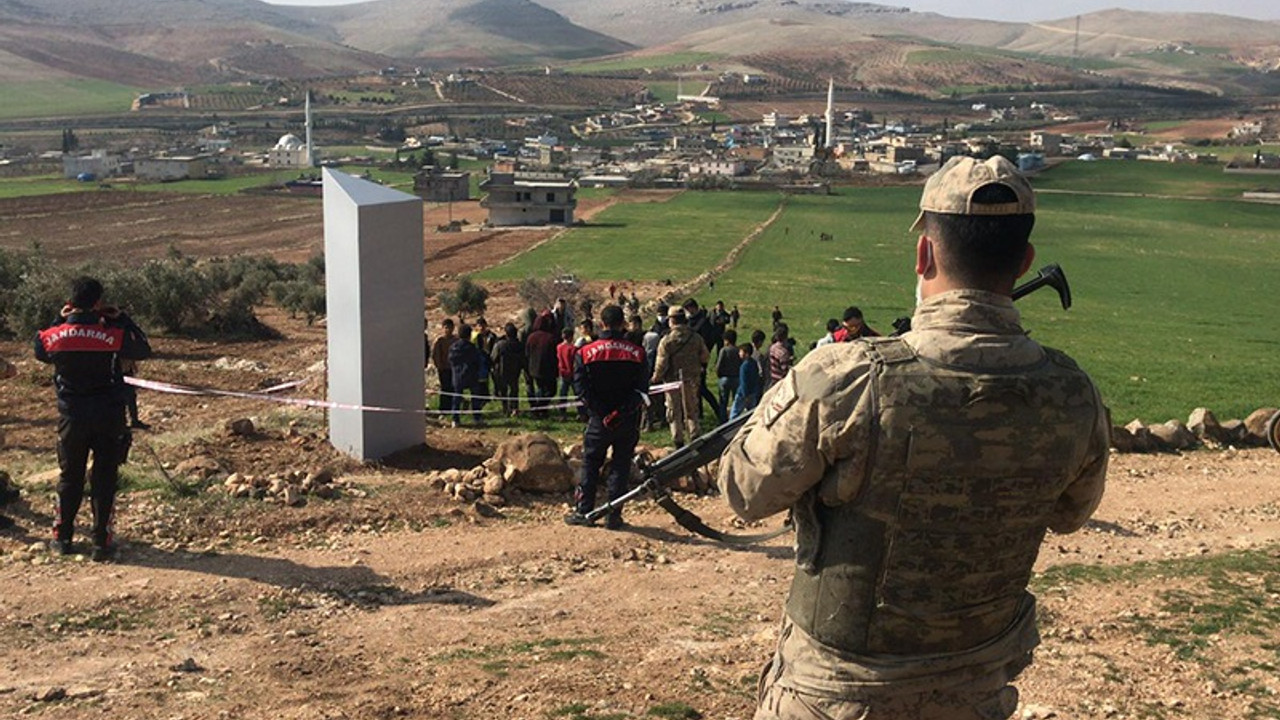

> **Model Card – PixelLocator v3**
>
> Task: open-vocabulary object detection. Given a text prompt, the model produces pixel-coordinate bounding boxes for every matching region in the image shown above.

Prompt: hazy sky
[260,0,1280,23]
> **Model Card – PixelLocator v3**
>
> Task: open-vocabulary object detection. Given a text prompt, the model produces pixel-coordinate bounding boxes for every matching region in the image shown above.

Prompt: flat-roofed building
[480,172,576,226]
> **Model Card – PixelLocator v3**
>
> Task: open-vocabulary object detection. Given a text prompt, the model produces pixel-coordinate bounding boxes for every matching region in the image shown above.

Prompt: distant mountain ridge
[0,0,1276,97]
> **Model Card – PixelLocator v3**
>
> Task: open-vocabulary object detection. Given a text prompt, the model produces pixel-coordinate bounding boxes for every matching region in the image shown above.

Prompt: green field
[0,175,91,199]
[475,162,1279,423]
[0,79,139,120]
[476,191,781,282]
[566,52,721,74]
[1034,159,1279,198]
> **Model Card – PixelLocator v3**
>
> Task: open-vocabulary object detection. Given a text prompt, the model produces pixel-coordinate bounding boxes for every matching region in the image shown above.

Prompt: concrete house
[62,150,122,179]
[413,167,471,202]
[135,155,210,182]
[480,172,576,226]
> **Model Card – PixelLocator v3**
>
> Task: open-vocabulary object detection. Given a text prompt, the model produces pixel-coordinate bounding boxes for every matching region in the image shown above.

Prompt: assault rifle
[584,412,791,545]
[589,264,1073,544]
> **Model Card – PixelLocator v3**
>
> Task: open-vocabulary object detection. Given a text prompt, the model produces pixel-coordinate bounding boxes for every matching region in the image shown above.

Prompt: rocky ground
[1,191,1279,720]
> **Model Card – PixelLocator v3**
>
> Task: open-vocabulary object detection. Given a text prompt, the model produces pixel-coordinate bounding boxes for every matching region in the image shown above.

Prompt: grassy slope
[1035,159,1280,198]
[710,164,1279,423]
[0,79,139,120]
[476,191,781,282]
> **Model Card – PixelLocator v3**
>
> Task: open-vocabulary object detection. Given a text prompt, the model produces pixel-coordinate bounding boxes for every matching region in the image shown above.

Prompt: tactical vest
[786,336,1099,656]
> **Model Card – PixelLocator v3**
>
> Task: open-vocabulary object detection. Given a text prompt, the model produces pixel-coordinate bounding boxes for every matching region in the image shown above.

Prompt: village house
[689,159,748,177]
[480,171,576,226]
[135,155,213,182]
[62,150,123,179]
[413,166,471,202]
[1029,131,1063,156]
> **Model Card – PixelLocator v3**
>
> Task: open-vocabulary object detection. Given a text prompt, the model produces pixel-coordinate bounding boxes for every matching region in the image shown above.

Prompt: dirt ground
[2,191,1280,720]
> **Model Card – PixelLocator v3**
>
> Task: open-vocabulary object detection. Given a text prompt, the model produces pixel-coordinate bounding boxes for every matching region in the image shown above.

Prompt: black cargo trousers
[574,409,641,523]
[55,407,129,547]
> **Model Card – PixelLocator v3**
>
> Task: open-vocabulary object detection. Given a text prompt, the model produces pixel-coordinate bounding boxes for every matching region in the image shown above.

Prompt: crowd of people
[423,292,892,439]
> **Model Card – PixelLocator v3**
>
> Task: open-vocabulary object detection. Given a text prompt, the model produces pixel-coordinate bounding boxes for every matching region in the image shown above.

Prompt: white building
[269,134,311,168]
[480,172,576,226]
[136,156,209,182]
[268,92,318,168]
[62,150,122,179]
[689,160,748,177]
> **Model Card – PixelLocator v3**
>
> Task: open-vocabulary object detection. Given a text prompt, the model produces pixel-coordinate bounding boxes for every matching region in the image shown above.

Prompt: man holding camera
[564,305,647,531]
[35,276,151,561]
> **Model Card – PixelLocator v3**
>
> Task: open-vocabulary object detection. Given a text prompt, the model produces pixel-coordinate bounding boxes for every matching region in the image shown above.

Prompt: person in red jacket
[34,276,151,561]
[556,327,576,417]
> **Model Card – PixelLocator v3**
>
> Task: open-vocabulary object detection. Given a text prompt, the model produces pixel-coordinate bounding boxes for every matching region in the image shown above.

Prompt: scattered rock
[1243,408,1278,446]
[1109,425,1135,453]
[1149,420,1197,450]
[1187,407,1227,444]
[482,474,505,496]
[174,456,222,479]
[226,418,256,436]
[170,658,203,673]
[213,357,268,373]
[23,467,64,487]
[1123,420,1159,453]
[1220,419,1249,444]
[282,486,305,507]
[34,686,66,702]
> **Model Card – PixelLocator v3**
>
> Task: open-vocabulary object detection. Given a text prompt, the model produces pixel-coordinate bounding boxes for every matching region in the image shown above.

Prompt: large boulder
[1244,408,1279,447]
[493,433,573,494]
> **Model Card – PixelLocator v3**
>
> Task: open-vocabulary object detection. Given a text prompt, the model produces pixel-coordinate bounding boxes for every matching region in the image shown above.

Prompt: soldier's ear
[1017,243,1036,279]
[915,236,936,277]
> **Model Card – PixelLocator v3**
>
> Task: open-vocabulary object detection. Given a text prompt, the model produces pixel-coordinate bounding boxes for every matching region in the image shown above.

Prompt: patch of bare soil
[4,188,1280,720]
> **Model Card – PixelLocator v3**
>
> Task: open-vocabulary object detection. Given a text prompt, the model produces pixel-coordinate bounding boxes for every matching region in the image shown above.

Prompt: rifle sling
[653,492,792,546]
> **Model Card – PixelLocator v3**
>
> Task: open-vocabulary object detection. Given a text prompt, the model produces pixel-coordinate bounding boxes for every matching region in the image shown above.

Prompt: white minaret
[824,78,835,150]
[305,90,314,167]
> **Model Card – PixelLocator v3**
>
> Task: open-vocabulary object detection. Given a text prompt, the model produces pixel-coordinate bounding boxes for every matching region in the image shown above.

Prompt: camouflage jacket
[719,290,1109,692]
[651,324,709,384]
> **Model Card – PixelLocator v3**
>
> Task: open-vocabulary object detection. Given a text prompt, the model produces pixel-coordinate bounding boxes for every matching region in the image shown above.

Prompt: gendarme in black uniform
[34,282,151,560]
[566,309,647,530]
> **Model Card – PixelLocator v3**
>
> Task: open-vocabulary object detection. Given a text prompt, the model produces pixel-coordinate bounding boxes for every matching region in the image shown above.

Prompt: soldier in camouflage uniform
[651,306,710,447]
[719,156,1110,720]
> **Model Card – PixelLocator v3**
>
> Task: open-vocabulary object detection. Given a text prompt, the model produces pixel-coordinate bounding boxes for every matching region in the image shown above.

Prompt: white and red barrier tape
[126,376,685,417]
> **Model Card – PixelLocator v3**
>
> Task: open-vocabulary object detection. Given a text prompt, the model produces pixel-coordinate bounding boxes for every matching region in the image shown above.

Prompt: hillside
[0,0,385,84]
[0,0,1278,99]
[310,0,635,64]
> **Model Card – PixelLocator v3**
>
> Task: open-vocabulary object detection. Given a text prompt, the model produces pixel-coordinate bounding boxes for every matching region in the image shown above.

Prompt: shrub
[0,250,327,339]
[438,276,488,319]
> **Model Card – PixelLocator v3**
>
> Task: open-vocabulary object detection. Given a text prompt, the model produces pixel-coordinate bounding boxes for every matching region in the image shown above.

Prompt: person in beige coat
[650,306,709,447]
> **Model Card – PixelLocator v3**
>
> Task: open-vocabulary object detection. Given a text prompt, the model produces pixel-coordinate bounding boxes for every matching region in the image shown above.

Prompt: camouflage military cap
[910,155,1035,231]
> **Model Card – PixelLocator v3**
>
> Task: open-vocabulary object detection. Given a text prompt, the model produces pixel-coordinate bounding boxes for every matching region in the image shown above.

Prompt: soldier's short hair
[923,183,1035,287]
